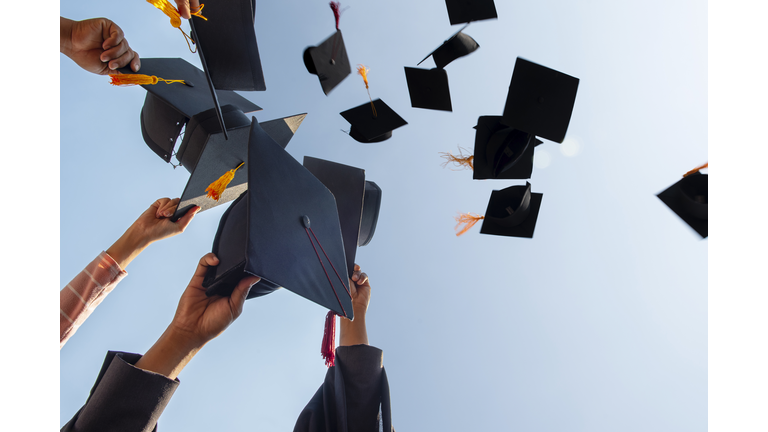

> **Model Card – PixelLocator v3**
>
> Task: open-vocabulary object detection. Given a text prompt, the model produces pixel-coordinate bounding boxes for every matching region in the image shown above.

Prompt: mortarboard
[445,0,498,25]
[304,30,352,95]
[303,157,382,276]
[204,118,354,319]
[404,67,453,112]
[501,57,579,143]
[120,58,262,163]
[455,182,543,238]
[340,99,408,143]
[418,25,479,69]
[169,112,307,220]
[472,116,535,179]
[657,170,708,238]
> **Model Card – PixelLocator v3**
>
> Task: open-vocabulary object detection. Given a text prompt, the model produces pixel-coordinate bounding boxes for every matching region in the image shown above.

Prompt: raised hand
[60,17,141,75]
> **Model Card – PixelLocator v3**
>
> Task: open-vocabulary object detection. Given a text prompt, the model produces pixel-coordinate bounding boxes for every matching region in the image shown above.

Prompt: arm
[60,17,141,74]
[339,264,371,347]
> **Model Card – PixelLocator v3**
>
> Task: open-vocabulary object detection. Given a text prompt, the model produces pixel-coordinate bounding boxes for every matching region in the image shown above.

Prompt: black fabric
[305,30,352,95]
[61,351,179,432]
[480,183,544,238]
[404,67,453,112]
[340,99,408,143]
[418,28,479,69]
[445,0,498,25]
[657,172,708,238]
[139,93,186,163]
[473,116,535,180]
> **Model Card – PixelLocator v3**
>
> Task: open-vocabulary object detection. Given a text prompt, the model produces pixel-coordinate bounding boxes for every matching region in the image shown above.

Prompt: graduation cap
[445,0,498,25]
[204,118,354,320]
[340,99,408,143]
[418,25,479,69]
[501,57,579,143]
[657,167,708,238]
[404,67,453,111]
[119,58,262,163]
[169,112,307,221]
[455,182,543,238]
[304,30,351,95]
[303,157,382,276]
[472,116,535,179]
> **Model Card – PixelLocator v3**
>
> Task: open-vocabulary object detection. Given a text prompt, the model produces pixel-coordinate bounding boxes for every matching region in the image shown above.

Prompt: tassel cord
[305,228,348,318]
[684,162,708,177]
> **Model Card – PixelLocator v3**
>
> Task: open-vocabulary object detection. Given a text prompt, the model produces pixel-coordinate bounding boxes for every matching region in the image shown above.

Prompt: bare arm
[339,265,371,347]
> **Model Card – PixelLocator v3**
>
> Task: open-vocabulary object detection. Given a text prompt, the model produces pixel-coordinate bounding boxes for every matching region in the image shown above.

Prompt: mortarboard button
[404,67,453,112]
[480,182,543,238]
[657,171,708,238]
[501,57,579,143]
[304,30,352,95]
[204,119,354,319]
[472,116,535,179]
[418,25,479,69]
[340,99,408,143]
[444,0,498,25]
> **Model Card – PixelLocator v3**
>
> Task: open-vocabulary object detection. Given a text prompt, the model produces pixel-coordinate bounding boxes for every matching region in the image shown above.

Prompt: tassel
[321,311,337,367]
[683,162,708,177]
[146,0,207,52]
[205,162,244,201]
[330,1,342,30]
[454,212,484,236]
[357,65,378,118]
[439,147,474,171]
[109,74,185,86]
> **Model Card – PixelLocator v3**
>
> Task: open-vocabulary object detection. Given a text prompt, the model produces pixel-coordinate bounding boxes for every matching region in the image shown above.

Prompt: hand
[168,253,260,348]
[60,17,140,75]
[349,264,371,314]
[175,0,202,19]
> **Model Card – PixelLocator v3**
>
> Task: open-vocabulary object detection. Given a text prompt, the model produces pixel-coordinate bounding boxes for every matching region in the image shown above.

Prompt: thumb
[175,206,201,232]
[230,276,260,319]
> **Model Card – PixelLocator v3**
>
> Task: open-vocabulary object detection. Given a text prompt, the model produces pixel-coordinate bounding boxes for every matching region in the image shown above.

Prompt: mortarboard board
[657,171,708,238]
[204,119,354,319]
[418,25,479,69]
[340,99,408,143]
[501,57,579,143]
[304,30,352,95]
[480,182,543,238]
[303,157,382,276]
[404,67,453,112]
[122,58,262,163]
[170,112,307,220]
[445,0,498,25]
[472,116,535,179]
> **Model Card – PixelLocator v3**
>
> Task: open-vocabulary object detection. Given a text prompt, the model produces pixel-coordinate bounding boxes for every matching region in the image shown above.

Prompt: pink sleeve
[60,252,127,349]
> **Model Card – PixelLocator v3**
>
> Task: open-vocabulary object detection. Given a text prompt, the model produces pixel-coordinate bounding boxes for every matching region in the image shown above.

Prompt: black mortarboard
[304,30,351,95]
[170,113,307,220]
[418,25,479,69]
[404,67,453,112]
[204,119,354,319]
[303,157,382,276]
[472,116,535,179]
[657,172,708,238]
[340,99,408,143]
[480,182,543,238]
[445,0,498,25]
[501,57,579,143]
[124,58,262,163]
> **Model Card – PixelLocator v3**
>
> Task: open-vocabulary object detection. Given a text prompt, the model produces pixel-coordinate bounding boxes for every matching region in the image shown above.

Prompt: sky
[2,0,765,430]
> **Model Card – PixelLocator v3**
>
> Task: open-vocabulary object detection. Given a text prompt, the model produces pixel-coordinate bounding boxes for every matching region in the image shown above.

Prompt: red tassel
[330,2,342,30]
[321,311,336,367]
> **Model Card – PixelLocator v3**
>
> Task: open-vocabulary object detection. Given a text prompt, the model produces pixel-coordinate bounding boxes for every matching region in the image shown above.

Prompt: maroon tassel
[321,311,336,367]
[330,2,342,30]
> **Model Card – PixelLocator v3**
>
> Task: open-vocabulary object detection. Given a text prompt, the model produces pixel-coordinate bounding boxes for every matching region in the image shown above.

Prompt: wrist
[60,17,74,56]
[106,226,151,269]
[135,325,204,380]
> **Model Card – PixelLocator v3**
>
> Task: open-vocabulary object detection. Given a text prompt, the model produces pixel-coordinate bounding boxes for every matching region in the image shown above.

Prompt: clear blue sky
[3,0,765,430]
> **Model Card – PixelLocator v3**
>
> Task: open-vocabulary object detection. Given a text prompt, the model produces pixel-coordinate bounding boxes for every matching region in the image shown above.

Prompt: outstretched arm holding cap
[61,254,260,432]
[339,264,371,347]
[60,17,141,74]
[60,198,200,349]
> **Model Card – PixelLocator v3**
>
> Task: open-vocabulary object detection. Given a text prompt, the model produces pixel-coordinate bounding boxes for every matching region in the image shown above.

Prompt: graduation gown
[294,344,393,432]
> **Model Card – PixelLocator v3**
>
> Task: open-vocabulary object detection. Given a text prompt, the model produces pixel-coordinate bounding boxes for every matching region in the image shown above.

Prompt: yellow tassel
[356,64,377,118]
[205,162,244,201]
[146,0,207,52]
[454,213,484,236]
[439,147,474,171]
[109,74,186,86]
[683,162,708,177]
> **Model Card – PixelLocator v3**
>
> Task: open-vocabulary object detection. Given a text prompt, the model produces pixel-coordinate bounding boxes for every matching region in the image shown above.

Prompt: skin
[106,198,200,269]
[135,254,261,379]
[60,17,140,74]
[339,264,371,347]
[175,0,202,20]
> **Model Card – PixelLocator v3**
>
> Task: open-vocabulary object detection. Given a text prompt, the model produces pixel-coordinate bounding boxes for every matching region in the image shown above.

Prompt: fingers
[351,264,368,285]
[174,206,201,232]
[155,198,180,218]
[230,276,261,319]
[194,253,219,278]
[101,19,124,51]
[176,0,192,19]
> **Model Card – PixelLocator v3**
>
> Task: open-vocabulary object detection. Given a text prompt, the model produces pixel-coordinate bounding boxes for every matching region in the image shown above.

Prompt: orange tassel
[356,65,377,118]
[454,212,484,236]
[439,147,474,171]
[683,162,708,177]
[205,162,244,201]
[109,74,186,86]
[146,0,207,52]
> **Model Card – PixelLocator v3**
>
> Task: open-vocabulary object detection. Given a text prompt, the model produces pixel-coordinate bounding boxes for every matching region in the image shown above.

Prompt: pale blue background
[58,0,708,431]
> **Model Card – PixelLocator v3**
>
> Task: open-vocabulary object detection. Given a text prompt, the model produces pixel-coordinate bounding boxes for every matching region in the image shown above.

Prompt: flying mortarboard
[303,156,382,276]
[472,116,535,179]
[304,30,351,95]
[445,0,498,25]
[657,166,708,238]
[501,57,579,143]
[455,182,543,238]
[340,99,408,143]
[418,25,479,69]
[404,67,453,111]
[204,119,354,319]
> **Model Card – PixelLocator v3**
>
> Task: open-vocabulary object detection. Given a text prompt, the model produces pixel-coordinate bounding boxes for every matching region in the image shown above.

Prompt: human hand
[349,264,371,315]
[60,17,140,75]
[167,253,260,348]
[175,0,202,19]
[128,198,199,247]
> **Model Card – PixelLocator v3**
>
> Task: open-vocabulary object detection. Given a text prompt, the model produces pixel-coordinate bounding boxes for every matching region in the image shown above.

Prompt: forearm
[135,326,204,380]
[106,226,151,269]
[60,17,74,56]
[339,306,368,347]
